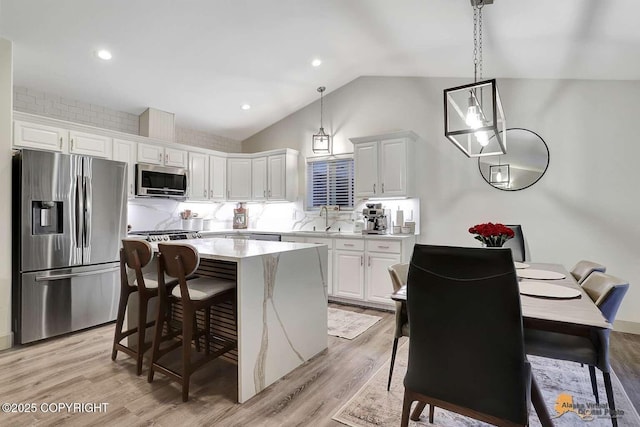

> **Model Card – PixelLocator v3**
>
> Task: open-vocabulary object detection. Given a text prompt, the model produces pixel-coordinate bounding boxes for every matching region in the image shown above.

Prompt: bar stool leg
[182,306,194,402]
[148,298,166,383]
[136,295,149,376]
[112,287,131,361]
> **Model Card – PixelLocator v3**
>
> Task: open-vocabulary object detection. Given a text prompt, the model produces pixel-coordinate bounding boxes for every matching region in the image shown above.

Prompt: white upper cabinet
[251,157,268,201]
[227,158,252,201]
[112,139,137,199]
[188,152,209,201]
[13,121,66,152]
[379,138,407,197]
[268,154,287,200]
[137,142,164,165]
[353,141,378,197]
[138,142,187,168]
[209,155,226,201]
[69,131,111,158]
[350,131,417,199]
[164,147,188,168]
[230,150,298,202]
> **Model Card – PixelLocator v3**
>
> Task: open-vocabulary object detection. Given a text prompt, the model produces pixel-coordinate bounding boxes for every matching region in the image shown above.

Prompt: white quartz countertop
[152,237,320,262]
[200,229,416,240]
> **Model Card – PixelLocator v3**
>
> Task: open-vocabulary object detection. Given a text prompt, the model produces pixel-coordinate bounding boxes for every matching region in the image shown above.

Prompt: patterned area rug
[333,341,640,426]
[328,308,383,340]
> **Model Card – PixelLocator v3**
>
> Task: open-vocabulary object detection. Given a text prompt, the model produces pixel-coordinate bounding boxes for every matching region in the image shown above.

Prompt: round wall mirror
[478,128,549,191]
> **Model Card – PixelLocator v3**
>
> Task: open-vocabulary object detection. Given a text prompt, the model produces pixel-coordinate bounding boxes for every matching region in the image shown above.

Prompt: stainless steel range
[129,229,203,242]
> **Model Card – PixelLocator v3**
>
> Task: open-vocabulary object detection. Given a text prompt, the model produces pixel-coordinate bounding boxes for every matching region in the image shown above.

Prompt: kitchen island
[142,238,328,403]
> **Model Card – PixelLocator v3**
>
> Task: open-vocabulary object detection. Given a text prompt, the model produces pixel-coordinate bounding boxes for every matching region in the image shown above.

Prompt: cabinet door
[227,158,252,200]
[334,250,364,299]
[379,138,407,197]
[137,142,163,165]
[209,155,227,200]
[13,121,66,152]
[366,252,400,305]
[268,154,286,200]
[251,157,267,201]
[188,152,209,201]
[112,139,136,199]
[69,131,111,158]
[164,147,188,168]
[354,141,378,198]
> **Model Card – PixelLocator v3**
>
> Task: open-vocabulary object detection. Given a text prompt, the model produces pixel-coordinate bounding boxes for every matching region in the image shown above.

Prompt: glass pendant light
[312,86,331,154]
[444,0,506,158]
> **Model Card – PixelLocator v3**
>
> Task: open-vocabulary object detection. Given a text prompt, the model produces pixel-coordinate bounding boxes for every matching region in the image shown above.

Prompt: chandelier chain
[320,89,323,129]
[472,0,484,83]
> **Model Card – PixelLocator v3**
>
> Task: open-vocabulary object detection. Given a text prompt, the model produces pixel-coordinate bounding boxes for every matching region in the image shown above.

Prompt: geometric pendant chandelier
[444,0,506,158]
[312,86,331,154]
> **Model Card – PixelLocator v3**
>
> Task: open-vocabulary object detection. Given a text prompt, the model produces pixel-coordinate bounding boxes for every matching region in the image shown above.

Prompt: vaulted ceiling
[1,0,638,140]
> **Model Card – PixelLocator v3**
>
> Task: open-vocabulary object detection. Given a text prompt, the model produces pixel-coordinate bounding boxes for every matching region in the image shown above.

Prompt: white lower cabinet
[334,249,365,299]
[366,252,401,304]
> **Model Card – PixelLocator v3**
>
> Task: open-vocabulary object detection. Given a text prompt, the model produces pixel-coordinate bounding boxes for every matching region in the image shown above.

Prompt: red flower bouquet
[468,222,515,247]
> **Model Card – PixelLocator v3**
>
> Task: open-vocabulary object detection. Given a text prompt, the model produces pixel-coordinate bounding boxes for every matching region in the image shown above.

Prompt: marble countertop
[151,237,320,262]
[199,229,416,240]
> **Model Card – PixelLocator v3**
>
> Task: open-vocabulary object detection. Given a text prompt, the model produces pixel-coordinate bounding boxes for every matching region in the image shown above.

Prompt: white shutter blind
[307,158,354,208]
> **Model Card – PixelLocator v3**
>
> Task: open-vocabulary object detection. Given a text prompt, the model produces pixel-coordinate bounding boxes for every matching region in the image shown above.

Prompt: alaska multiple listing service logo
[553,393,625,421]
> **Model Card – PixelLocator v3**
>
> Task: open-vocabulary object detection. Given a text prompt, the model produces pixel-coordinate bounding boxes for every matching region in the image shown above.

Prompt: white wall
[0,39,13,349]
[243,76,640,327]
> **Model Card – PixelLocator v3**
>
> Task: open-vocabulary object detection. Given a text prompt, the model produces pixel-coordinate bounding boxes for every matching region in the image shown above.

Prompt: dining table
[390,262,611,427]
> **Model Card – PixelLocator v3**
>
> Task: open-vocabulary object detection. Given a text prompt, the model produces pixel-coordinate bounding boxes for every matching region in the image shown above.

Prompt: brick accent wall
[13,86,139,134]
[175,126,242,153]
[13,86,242,152]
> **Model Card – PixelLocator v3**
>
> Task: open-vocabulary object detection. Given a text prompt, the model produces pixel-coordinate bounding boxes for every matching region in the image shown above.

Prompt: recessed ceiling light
[96,49,112,60]
[311,58,322,67]
[241,104,251,110]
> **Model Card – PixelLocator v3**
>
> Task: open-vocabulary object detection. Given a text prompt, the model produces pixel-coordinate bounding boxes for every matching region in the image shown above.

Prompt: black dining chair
[504,224,525,262]
[401,244,532,427]
[525,272,629,427]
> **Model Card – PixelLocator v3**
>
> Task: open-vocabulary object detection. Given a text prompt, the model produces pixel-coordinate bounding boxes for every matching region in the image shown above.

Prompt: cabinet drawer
[335,239,364,251]
[305,237,333,249]
[366,240,401,254]
[282,236,306,243]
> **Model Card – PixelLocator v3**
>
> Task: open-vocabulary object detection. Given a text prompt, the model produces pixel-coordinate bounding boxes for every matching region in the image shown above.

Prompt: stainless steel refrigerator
[12,149,127,344]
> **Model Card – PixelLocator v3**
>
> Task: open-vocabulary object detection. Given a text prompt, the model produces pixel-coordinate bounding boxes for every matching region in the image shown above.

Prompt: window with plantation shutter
[307,158,355,209]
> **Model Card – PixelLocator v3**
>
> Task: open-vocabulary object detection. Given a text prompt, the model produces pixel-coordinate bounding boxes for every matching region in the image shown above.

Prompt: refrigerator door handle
[75,175,83,249]
[83,176,92,248]
[34,267,120,282]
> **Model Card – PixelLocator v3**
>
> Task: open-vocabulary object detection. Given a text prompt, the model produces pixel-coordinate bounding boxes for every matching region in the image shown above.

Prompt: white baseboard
[613,320,640,335]
[0,332,13,350]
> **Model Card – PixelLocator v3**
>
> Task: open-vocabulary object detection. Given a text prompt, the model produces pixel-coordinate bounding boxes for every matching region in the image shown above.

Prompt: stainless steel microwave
[135,163,187,199]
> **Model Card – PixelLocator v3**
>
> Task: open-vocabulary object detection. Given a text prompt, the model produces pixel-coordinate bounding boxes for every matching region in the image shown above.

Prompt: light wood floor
[0,304,638,426]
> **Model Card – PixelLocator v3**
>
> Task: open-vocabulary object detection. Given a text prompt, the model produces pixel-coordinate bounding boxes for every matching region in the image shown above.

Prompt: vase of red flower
[468,223,515,247]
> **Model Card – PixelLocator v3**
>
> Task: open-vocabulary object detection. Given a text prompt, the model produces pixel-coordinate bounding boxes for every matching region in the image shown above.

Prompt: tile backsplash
[128,198,420,235]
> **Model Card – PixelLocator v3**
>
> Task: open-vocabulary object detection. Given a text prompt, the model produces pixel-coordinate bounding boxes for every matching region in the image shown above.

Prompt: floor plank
[0,305,637,426]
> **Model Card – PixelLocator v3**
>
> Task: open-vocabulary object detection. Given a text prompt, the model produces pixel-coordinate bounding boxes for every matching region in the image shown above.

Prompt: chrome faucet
[319,206,331,231]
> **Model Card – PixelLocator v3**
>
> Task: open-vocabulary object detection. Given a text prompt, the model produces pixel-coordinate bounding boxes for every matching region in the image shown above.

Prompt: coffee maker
[362,203,387,234]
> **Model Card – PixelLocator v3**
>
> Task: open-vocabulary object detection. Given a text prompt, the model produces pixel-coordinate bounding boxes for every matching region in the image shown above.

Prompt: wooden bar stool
[148,242,237,402]
[112,239,176,375]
